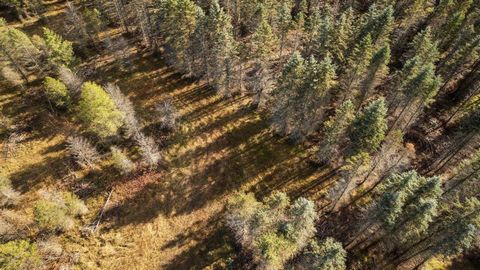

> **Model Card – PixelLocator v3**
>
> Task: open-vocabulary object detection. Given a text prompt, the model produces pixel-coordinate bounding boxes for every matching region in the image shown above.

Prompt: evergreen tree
[43,77,71,109]
[439,26,479,81]
[443,149,480,196]
[0,18,41,83]
[348,97,388,154]
[376,171,442,245]
[358,45,390,108]
[226,192,318,270]
[434,197,480,256]
[156,0,199,73]
[356,4,394,48]
[83,8,104,42]
[250,10,278,107]
[312,13,334,58]
[271,51,306,136]
[293,54,336,141]
[276,2,293,57]
[331,7,355,64]
[317,100,355,164]
[42,27,75,68]
[203,0,239,96]
[343,34,374,98]
[298,238,347,270]
[394,63,442,132]
[77,82,124,138]
[408,27,440,66]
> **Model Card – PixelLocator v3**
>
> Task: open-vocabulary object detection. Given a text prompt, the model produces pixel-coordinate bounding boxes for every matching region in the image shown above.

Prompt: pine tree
[276,2,293,57]
[356,4,394,48]
[408,27,440,66]
[0,18,41,83]
[443,149,480,196]
[348,97,388,155]
[43,76,71,109]
[397,0,435,27]
[331,7,355,64]
[271,51,306,136]
[357,45,390,108]
[343,34,374,98]
[439,26,479,82]
[226,192,318,270]
[250,11,278,107]
[317,100,355,164]
[393,63,442,132]
[312,13,334,58]
[376,171,442,245]
[42,27,75,68]
[77,82,124,138]
[83,8,104,42]
[293,54,336,141]
[156,0,198,73]
[434,197,480,256]
[298,238,347,270]
[389,27,440,116]
[203,0,239,96]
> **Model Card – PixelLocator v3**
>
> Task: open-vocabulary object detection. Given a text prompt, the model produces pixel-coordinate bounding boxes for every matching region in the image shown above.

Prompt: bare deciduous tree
[134,133,161,169]
[57,66,83,99]
[105,83,140,137]
[156,99,178,131]
[66,136,101,169]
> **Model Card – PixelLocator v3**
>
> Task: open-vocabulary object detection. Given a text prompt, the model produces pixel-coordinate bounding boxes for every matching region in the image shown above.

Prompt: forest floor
[0,3,341,269]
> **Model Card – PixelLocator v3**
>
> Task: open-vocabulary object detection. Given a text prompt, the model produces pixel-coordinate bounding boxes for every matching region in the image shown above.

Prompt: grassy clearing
[0,5,338,269]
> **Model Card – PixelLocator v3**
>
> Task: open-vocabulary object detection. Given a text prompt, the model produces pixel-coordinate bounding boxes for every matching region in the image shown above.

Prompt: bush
[0,176,21,207]
[0,240,41,270]
[34,199,74,232]
[110,146,135,174]
[62,191,88,216]
[0,210,32,242]
[33,191,87,232]
[43,76,71,109]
